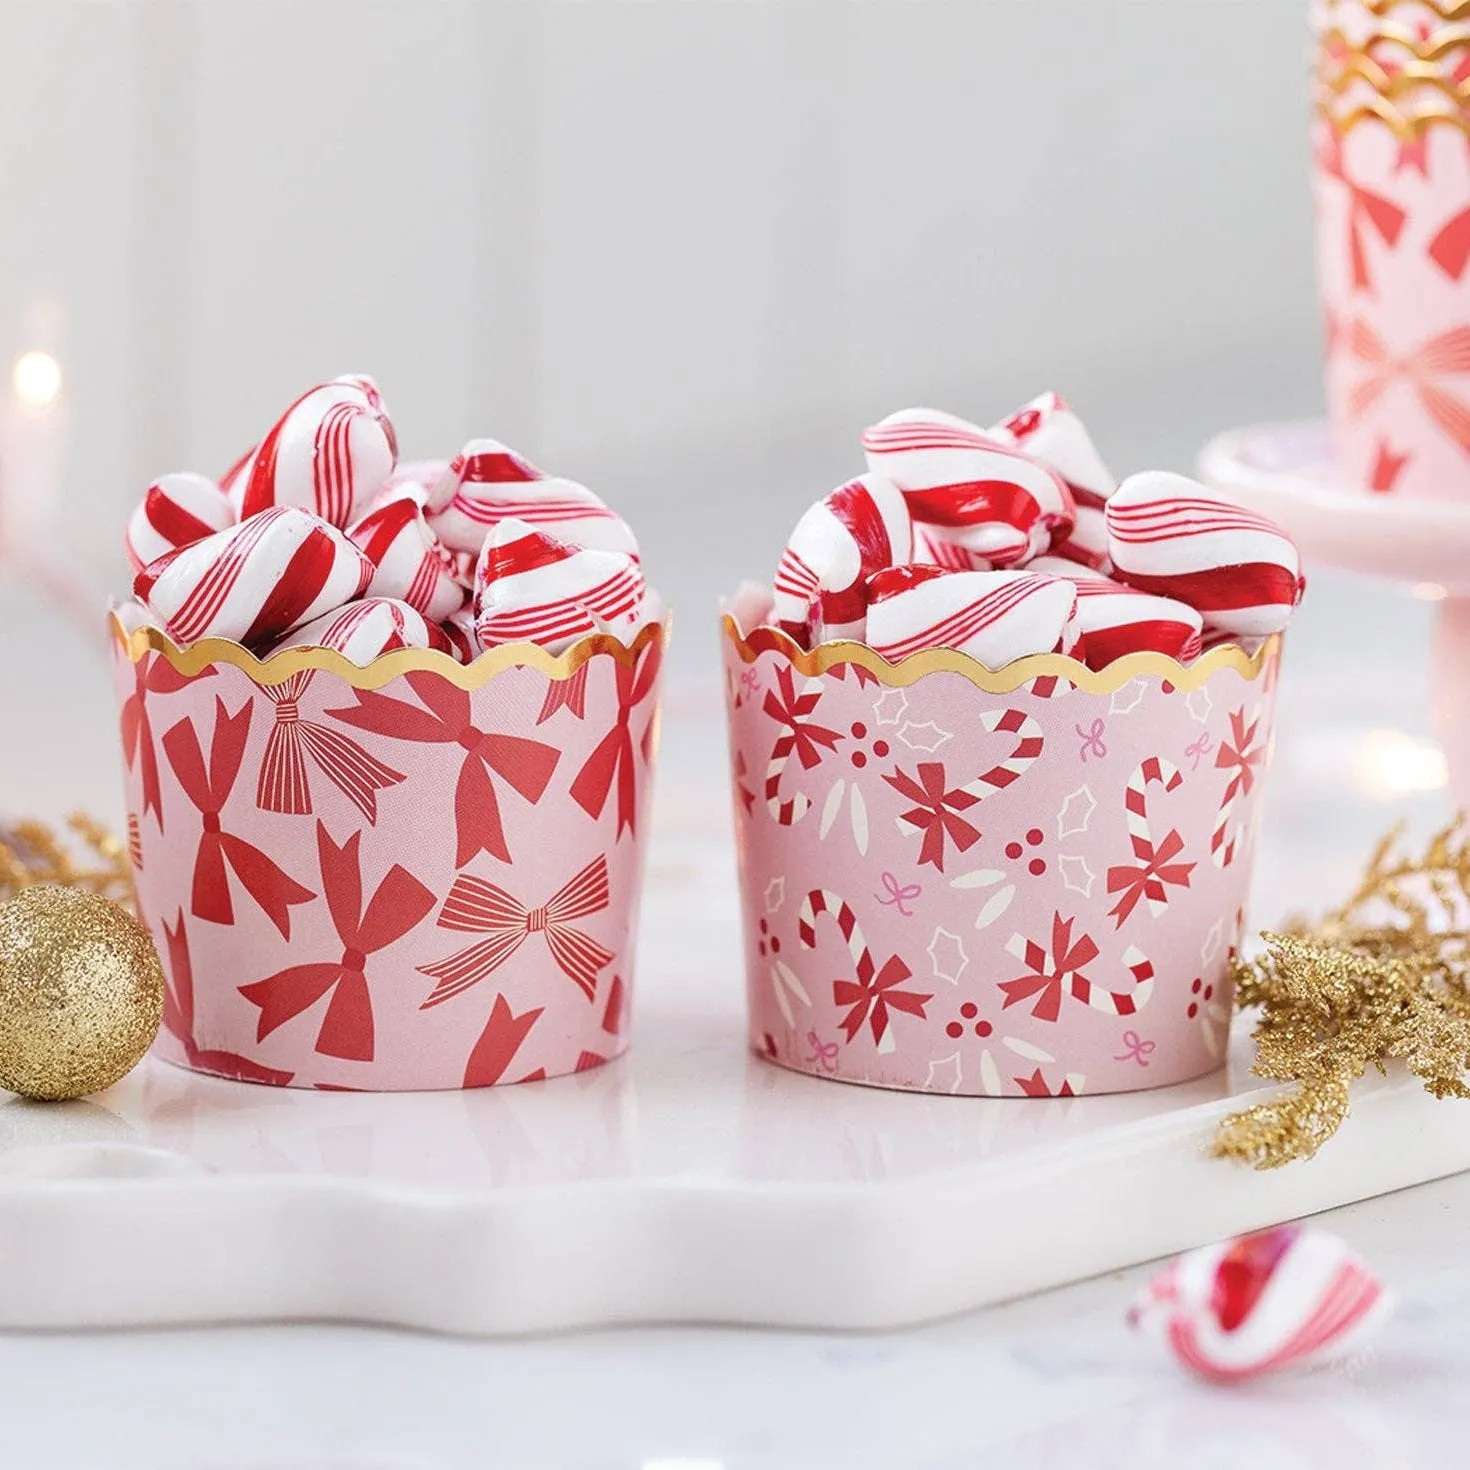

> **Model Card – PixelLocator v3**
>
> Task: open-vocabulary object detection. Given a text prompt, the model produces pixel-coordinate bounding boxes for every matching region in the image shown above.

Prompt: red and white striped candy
[473,517,646,653]
[124,472,235,573]
[1128,1225,1393,1383]
[861,408,1075,568]
[440,607,481,664]
[134,506,373,650]
[1106,472,1305,637]
[772,474,913,643]
[348,483,465,623]
[228,375,399,529]
[866,569,1079,668]
[1028,556,1203,668]
[428,439,639,559]
[271,597,452,666]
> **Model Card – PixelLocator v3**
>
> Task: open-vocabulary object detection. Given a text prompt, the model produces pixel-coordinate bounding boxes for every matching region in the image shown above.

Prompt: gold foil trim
[721,616,1280,695]
[1316,14,1470,137]
[108,609,669,691]
[1329,0,1470,17]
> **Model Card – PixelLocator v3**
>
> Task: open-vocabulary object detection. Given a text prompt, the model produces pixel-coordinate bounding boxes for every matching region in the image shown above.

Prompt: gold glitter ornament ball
[0,886,164,1100]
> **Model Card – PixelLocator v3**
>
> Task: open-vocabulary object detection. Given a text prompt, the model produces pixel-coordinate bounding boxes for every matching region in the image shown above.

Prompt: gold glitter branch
[1213,819,1470,1169]
[0,815,135,908]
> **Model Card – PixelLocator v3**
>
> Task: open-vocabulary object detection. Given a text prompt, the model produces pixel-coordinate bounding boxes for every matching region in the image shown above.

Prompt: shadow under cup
[111,613,664,1092]
[723,616,1282,1098]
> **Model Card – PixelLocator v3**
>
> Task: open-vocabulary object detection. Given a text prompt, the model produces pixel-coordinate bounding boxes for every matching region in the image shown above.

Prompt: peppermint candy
[124,472,235,573]
[348,483,465,622]
[866,569,1079,668]
[473,517,646,653]
[861,408,1074,568]
[272,597,452,666]
[772,474,913,644]
[134,507,373,649]
[1028,556,1203,667]
[440,606,481,664]
[1105,472,1305,636]
[228,375,398,528]
[1128,1226,1392,1383]
[429,439,639,558]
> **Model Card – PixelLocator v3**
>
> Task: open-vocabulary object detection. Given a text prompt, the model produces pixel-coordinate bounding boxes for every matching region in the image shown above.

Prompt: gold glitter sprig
[0,814,135,908]
[1214,819,1470,1169]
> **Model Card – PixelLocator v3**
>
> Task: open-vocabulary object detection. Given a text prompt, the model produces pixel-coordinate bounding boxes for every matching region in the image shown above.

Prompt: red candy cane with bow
[1211,706,1265,869]
[1106,757,1195,926]
[762,665,843,826]
[417,855,615,1005]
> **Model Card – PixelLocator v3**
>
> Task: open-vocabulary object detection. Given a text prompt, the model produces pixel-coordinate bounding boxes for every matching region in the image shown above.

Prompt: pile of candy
[121,375,659,665]
[770,393,1305,669]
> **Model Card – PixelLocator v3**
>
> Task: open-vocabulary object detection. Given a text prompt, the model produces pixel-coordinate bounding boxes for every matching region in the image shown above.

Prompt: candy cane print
[954,708,1045,802]
[1125,757,1183,916]
[1071,944,1154,1017]
[798,888,870,974]
[763,670,835,826]
[766,727,814,825]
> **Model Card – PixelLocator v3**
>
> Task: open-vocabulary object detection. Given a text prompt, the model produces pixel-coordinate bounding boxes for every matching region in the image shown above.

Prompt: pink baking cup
[723,602,1281,1096]
[1315,1,1470,499]
[111,611,665,1090]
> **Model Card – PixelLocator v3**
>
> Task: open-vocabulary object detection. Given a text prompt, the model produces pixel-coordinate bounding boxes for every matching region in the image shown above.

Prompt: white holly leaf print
[1109,680,1146,716]
[873,688,909,727]
[819,779,846,839]
[1002,1036,1055,1064]
[927,926,969,985]
[1186,686,1213,725]
[973,884,1016,931]
[1057,854,1095,898]
[1200,918,1224,966]
[926,1052,964,1094]
[770,960,811,1028]
[1056,785,1098,839]
[850,784,870,856]
[898,720,953,753]
[764,877,786,914]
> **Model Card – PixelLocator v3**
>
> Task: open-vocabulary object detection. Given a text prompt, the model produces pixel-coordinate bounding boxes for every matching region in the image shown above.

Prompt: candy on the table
[1028,556,1203,667]
[124,472,235,573]
[861,407,1075,567]
[271,597,452,666]
[133,506,373,650]
[347,483,466,623]
[473,517,646,653]
[228,375,398,529]
[1105,471,1305,637]
[866,568,1079,668]
[1127,1225,1393,1383]
[772,474,913,644]
[428,439,639,559]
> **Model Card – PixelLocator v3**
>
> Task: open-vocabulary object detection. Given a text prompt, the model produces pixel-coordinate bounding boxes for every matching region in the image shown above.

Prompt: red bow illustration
[418,854,614,1006]
[999,912,1100,1023]
[327,671,560,868]
[239,822,436,1063]
[537,663,590,725]
[1106,827,1195,927]
[884,762,982,872]
[256,670,406,823]
[569,641,662,839]
[762,665,842,769]
[463,994,546,1088]
[162,698,315,938]
[1317,129,1406,294]
[1348,319,1470,455]
[119,653,211,830]
[158,911,295,1086]
[1216,707,1264,806]
[833,952,932,1046]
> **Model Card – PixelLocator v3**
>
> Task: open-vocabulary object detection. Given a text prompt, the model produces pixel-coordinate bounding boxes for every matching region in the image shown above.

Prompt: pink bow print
[1348,320,1470,456]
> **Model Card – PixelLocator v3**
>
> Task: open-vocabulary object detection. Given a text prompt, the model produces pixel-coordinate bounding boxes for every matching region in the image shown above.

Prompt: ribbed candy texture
[1128,1226,1392,1382]
[270,597,452,666]
[1028,556,1203,667]
[1105,472,1305,637]
[133,507,373,650]
[227,375,398,529]
[771,474,913,643]
[124,472,235,573]
[348,483,465,623]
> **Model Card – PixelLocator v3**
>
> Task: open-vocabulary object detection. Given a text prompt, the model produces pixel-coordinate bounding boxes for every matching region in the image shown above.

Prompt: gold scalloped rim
[721,615,1280,694]
[108,608,669,691]
[1326,0,1470,17]
[1316,93,1470,139]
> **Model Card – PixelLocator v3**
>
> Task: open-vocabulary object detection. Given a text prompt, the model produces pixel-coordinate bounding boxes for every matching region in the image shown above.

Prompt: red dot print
[1190,978,1202,994]
[771,937,781,954]
[946,1021,964,1039]
[1028,858,1047,876]
[1006,842,1023,860]
[1187,1002,1199,1019]
[961,1002,978,1019]
[976,1020,993,1038]
[851,751,868,769]
[873,740,890,758]
[758,940,767,957]
[760,919,769,935]
[850,721,868,739]
[1203,984,1214,1001]
[1027,828,1044,846]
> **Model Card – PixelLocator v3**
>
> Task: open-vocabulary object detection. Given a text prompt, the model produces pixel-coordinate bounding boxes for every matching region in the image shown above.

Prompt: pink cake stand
[1199,419,1470,808]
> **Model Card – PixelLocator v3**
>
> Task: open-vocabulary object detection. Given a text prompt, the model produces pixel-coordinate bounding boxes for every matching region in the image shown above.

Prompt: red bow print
[833,952,932,1046]
[1317,129,1406,294]
[762,666,842,770]
[999,912,1100,1023]
[537,663,590,725]
[883,762,982,872]
[1013,1068,1077,1098]
[328,671,560,868]
[463,994,546,1088]
[158,911,294,1086]
[1348,320,1470,455]
[419,854,615,1006]
[1216,706,1264,806]
[162,698,315,938]
[569,640,663,839]
[119,653,212,830]
[256,670,406,823]
[239,822,436,1062]
[1106,826,1195,927]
